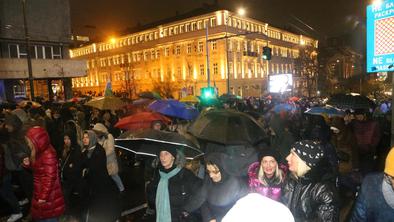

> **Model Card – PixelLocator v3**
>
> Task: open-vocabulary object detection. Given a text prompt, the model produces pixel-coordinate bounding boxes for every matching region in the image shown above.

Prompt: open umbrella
[18,100,41,108]
[272,103,297,113]
[85,96,126,111]
[180,95,200,103]
[304,106,345,117]
[148,99,199,120]
[114,112,171,130]
[219,93,242,103]
[188,109,267,146]
[138,91,162,100]
[115,129,203,159]
[327,94,375,110]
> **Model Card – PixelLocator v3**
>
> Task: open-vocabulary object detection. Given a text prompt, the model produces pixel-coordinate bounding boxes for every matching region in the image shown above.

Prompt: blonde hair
[292,151,311,178]
[257,162,284,186]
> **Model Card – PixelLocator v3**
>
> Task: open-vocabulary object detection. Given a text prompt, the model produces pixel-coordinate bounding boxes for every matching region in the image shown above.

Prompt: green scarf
[156,167,181,222]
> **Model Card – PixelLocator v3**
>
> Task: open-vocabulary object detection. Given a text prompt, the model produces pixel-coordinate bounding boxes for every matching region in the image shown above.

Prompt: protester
[92,123,125,192]
[81,130,120,222]
[60,130,83,219]
[247,148,285,201]
[147,146,201,222]
[183,153,248,222]
[24,126,65,222]
[269,114,295,162]
[282,140,339,221]
[350,148,394,221]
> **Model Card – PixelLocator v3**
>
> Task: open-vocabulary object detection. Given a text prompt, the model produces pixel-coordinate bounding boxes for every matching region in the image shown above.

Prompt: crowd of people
[0,94,393,222]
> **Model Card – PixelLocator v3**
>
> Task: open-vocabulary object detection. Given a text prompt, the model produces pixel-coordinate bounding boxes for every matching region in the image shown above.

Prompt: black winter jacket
[147,166,202,222]
[281,168,339,222]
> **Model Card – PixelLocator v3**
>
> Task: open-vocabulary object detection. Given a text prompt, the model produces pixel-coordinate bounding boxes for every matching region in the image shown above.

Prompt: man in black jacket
[282,140,339,222]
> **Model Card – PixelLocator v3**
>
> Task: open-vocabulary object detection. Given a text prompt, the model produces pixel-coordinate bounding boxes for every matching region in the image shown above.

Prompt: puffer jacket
[247,162,286,201]
[281,163,339,222]
[26,127,65,220]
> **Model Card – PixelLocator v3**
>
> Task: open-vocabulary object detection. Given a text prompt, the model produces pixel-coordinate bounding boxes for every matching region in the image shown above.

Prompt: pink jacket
[247,162,286,201]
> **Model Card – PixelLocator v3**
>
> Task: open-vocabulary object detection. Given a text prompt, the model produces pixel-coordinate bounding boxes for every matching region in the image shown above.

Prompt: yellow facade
[70,10,318,98]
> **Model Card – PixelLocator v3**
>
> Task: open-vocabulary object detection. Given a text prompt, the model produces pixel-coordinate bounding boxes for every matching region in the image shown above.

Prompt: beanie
[384,148,394,177]
[258,148,281,163]
[158,145,177,159]
[291,140,324,168]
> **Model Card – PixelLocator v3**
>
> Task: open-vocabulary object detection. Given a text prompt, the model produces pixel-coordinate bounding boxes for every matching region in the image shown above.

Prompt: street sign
[367,0,394,73]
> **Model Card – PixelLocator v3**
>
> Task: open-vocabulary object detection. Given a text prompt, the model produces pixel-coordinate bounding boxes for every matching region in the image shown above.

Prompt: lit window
[187,43,192,54]
[212,41,217,50]
[164,47,170,56]
[198,42,204,53]
[176,45,181,55]
[213,63,218,75]
[200,64,205,75]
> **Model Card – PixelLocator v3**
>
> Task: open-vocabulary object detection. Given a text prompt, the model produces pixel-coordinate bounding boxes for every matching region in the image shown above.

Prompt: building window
[197,21,202,30]
[192,22,197,31]
[177,67,182,78]
[187,43,192,54]
[212,41,217,50]
[9,44,18,58]
[210,17,216,27]
[200,64,205,76]
[198,42,204,52]
[229,62,233,74]
[175,45,181,55]
[213,63,218,75]
[164,47,170,56]
[185,23,190,32]
[151,50,155,59]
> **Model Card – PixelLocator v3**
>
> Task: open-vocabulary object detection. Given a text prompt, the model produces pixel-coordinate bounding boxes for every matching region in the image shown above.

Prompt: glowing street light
[110,37,116,44]
[237,7,246,16]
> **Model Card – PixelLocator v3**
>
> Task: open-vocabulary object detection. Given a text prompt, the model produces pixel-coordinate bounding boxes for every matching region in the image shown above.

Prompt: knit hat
[384,148,394,177]
[92,123,109,135]
[158,145,177,159]
[291,140,324,168]
[258,148,281,163]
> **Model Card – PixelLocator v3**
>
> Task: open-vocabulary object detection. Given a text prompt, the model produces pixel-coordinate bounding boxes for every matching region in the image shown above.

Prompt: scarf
[156,167,181,222]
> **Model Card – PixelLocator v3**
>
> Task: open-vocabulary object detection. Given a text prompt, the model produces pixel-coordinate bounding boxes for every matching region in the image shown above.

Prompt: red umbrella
[289,96,300,102]
[114,112,171,130]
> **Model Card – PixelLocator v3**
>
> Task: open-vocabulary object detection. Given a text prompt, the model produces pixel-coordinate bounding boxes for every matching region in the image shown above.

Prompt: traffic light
[262,46,272,60]
[201,87,215,99]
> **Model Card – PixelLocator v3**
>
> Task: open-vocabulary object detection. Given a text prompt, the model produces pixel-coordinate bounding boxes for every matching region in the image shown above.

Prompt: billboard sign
[269,74,293,93]
[367,0,394,73]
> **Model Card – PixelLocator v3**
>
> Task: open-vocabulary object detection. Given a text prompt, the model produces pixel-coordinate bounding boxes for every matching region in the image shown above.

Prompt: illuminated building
[70,9,318,98]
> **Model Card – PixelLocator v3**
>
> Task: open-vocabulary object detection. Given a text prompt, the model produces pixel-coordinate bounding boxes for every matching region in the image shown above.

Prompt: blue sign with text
[367,0,394,73]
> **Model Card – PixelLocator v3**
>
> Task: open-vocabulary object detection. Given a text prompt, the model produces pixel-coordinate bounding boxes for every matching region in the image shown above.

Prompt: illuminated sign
[269,74,293,93]
[367,0,394,73]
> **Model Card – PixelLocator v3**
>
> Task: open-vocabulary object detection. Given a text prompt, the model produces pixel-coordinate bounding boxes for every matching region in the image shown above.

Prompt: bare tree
[294,46,318,97]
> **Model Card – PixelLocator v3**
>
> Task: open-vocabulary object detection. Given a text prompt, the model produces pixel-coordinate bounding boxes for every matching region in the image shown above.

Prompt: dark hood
[63,130,79,149]
[205,152,230,182]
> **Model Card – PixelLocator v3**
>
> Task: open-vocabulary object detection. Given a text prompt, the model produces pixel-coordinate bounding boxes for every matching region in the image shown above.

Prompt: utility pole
[22,0,35,99]
[205,24,211,87]
[225,16,230,94]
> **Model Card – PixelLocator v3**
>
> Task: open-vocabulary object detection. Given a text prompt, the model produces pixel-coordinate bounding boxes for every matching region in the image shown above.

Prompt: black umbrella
[188,109,267,146]
[138,91,162,100]
[327,94,375,110]
[115,129,203,160]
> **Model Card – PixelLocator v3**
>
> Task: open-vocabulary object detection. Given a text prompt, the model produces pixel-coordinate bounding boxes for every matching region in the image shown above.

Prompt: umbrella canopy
[180,95,200,103]
[148,99,199,120]
[85,96,126,111]
[304,106,345,117]
[18,100,41,108]
[219,93,242,103]
[114,112,171,130]
[115,129,203,159]
[272,103,297,113]
[188,109,266,146]
[327,94,375,110]
[138,91,162,100]
[288,96,300,102]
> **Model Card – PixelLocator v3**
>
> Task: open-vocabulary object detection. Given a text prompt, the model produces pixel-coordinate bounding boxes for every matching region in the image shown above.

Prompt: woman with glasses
[182,153,248,222]
[350,148,394,221]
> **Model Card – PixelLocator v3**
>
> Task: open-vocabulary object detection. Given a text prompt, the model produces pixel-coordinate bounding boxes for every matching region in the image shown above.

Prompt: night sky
[69,0,369,43]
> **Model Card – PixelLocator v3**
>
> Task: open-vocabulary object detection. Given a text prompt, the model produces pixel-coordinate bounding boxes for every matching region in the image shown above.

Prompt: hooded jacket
[60,130,83,184]
[281,159,339,222]
[184,153,249,222]
[93,123,119,176]
[26,126,65,220]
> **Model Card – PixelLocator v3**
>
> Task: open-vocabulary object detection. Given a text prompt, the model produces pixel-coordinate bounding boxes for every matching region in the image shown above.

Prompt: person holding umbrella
[247,148,286,201]
[146,146,201,222]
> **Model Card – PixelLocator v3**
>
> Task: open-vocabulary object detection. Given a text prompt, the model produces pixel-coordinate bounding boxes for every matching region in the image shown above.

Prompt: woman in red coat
[25,126,65,222]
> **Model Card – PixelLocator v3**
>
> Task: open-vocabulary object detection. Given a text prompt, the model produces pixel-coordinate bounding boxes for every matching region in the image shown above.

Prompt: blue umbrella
[305,106,345,117]
[272,103,297,113]
[148,99,199,120]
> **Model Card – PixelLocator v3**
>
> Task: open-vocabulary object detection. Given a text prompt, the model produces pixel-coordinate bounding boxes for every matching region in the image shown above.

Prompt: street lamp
[225,8,246,94]
[22,0,35,99]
